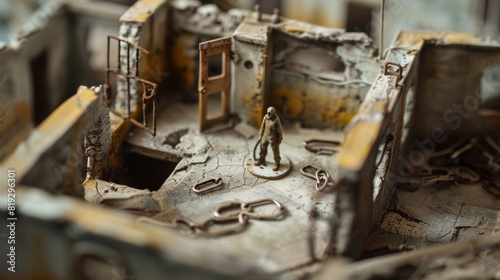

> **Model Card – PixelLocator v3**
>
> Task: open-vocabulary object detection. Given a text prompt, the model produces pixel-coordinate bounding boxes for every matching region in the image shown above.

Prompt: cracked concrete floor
[365,178,500,257]
[125,98,344,276]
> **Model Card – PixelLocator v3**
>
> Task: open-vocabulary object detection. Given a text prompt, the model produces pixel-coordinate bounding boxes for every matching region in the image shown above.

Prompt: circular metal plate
[245,156,291,180]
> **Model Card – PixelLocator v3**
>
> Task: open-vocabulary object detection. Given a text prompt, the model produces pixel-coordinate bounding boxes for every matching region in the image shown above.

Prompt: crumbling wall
[0,44,31,161]
[268,30,378,129]
[408,43,500,153]
[169,1,248,100]
[66,0,128,89]
[333,40,418,258]
[105,0,170,183]
[0,187,260,280]
[0,0,79,159]
[231,19,379,129]
[0,0,132,154]
[0,87,111,197]
[232,34,269,126]
[116,0,169,111]
[9,0,72,126]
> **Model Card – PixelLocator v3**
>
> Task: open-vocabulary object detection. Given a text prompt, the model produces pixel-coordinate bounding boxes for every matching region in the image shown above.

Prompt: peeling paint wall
[231,19,379,129]
[232,36,268,126]
[268,30,378,129]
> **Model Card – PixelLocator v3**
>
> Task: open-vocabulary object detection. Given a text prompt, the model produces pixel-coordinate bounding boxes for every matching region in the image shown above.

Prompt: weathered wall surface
[116,0,170,111]
[9,1,72,126]
[0,87,111,197]
[268,30,377,129]
[0,44,32,161]
[0,1,73,161]
[0,187,252,280]
[105,0,170,183]
[169,2,248,100]
[232,36,268,126]
[333,38,419,258]
[232,19,379,129]
[0,0,121,161]
[409,43,500,149]
[67,0,127,89]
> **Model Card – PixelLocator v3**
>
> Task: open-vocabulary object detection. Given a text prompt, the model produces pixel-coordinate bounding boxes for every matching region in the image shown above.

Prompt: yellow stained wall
[270,79,361,130]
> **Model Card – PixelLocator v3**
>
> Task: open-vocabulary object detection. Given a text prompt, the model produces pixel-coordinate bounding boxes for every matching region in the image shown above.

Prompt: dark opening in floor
[113,152,178,191]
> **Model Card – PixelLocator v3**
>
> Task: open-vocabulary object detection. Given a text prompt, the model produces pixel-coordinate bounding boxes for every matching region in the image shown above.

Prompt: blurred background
[0,0,499,143]
[1,0,499,48]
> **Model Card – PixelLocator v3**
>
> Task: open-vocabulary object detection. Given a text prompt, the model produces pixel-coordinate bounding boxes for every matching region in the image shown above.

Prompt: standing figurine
[255,107,283,171]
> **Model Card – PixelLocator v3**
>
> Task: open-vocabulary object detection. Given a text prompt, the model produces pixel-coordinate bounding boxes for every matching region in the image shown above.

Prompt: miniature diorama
[0,0,499,279]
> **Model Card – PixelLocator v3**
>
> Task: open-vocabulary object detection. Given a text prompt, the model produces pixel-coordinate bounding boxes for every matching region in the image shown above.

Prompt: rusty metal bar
[105,36,111,104]
[141,82,158,136]
[384,62,403,81]
[135,48,140,77]
[117,40,121,70]
[127,44,131,117]
[104,35,158,136]
[108,35,150,54]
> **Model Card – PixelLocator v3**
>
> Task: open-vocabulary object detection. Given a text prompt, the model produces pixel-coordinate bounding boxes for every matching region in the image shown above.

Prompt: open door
[198,37,232,132]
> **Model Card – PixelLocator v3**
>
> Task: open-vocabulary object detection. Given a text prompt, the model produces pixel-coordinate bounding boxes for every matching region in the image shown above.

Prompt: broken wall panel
[232,28,269,126]
[0,0,81,160]
[268,29,377,129]
[66,0,127,89]
[116,0,169,112]
[409,43,500,147]
[0,186,270,280]
[315,232,500,280]
[169,2,248,100]
[333,42,419,258]
[358,31,500,261]
[389,31,500,168]
[0,0,122,162]
[0,44,32,161]
[9,1,73,127]
[0,87,111,197]
[231,16,379,129]
[104,0,170,182]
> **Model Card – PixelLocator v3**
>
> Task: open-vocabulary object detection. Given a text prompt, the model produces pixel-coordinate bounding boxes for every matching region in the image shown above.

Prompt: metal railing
[105,35,157,136]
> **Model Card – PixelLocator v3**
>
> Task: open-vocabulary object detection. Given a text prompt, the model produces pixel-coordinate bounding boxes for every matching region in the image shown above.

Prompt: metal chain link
[137,198,286,237]
[301,164,335,191]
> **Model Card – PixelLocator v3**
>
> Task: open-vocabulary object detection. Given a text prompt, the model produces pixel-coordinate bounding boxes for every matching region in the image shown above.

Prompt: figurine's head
[267,107,276,118]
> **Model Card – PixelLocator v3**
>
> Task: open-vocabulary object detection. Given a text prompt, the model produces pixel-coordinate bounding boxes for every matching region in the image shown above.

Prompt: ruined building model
[0,0,499,279]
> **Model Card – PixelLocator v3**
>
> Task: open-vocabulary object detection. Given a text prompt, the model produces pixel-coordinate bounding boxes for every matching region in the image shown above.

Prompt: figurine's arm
[259,116,266,138]
[276,118,283,143]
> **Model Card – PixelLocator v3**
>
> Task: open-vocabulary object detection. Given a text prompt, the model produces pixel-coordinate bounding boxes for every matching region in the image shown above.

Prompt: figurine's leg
[271,142,281,171]
[255,141,269,165]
